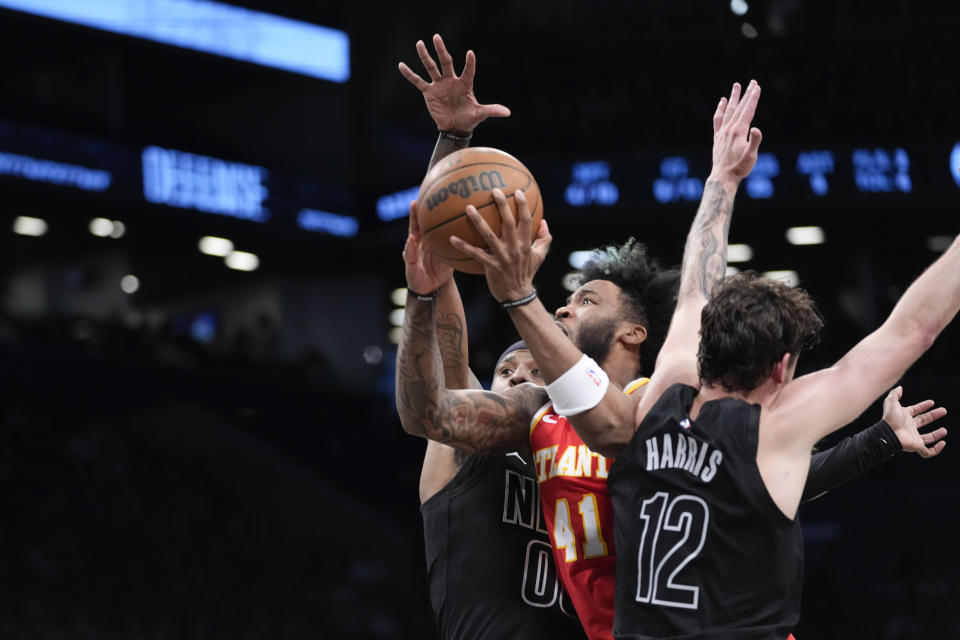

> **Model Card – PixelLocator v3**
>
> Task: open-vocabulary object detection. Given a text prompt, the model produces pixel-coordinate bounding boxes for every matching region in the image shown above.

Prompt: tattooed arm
[398,33,515,498]
[435,282,481,390]
[628,81,764,441]
[417,277,488,502]
[397,293,543,457]
[397,191,540,458]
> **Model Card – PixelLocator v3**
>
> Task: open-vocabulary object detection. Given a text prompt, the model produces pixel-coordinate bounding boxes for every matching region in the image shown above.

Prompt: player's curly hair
[698,271,824,392]
[577,238,680,377]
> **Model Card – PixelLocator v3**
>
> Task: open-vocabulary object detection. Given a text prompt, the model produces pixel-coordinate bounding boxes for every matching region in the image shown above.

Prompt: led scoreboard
[0,119,356,238]
[380,141,960,228]
[0,115,957,240]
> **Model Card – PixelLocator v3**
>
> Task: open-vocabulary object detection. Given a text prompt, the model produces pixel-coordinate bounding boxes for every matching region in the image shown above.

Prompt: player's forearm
[802,420,900,503]
[436,280,477,390]
[677,177,739,304]
[885,234,960,349]
[654,177,740,372]
[396,296,531,452]
[569,386,640,458]
[396,296,447,438]
[506,297,582,382]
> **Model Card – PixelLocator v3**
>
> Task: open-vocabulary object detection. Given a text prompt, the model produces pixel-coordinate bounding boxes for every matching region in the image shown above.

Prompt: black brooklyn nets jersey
[421,453,586,640]
[608,384,802,639]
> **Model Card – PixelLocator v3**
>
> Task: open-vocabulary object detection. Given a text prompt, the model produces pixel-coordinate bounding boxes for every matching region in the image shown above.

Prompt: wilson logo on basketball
[424,170,508,212]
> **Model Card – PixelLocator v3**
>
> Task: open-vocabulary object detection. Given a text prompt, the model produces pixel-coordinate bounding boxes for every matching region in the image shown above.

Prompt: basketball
[417,147,542,274]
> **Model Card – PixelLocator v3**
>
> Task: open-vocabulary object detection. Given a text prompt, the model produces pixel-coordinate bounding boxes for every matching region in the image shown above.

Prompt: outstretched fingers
[463,50,510,120]
[461,49,477,87]
[734,81,761,131]
[416,39,442,81]
[713,97,727,134]
[432,33,456,78]
[907,398,935,417]
[722,82,742,126]
[908,397,948,458]
[918,425,948,458]
[916,405,948,428]
[398,61,429,92]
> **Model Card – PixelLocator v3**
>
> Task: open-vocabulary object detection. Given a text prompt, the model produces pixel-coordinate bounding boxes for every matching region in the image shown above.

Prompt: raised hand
[710,80,763,182]
[398,33,510,134]
[449,188,551,303]
[882,386,948,458]
[403,200,454,294]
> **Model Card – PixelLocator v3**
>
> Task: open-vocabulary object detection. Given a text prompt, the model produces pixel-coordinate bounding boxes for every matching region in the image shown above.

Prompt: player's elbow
[888,309,943,355]
[915,325,938,354]
[894,319,938,360]
[398,414,426,438]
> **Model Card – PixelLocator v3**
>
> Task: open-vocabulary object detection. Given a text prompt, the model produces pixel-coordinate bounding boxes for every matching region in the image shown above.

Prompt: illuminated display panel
[0,114,955,239]
[0,0,350,82]
[0,119,354,238]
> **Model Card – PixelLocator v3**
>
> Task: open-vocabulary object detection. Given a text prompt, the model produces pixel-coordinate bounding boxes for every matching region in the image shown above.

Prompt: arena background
[0,1,958,637]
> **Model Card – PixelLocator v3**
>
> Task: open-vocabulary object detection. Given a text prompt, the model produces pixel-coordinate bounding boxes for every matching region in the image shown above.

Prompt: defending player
[541,90,958,635]
[397,35,586,639]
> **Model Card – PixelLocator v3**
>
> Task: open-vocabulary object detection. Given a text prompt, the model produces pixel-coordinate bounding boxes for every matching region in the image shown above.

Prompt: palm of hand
[888,405,924,451]
[424,82,483,132]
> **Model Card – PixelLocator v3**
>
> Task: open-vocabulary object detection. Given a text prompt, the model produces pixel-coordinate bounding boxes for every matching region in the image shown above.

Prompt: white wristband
[546,354,610,416]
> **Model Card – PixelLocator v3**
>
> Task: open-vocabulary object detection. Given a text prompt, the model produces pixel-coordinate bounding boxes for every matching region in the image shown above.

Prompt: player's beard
[573,316,619,366]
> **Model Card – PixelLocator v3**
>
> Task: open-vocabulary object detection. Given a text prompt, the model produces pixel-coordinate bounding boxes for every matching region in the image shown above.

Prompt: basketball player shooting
[397,65,946,639]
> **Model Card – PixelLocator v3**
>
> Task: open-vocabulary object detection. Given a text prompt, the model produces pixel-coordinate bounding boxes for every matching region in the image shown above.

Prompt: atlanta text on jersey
[533,444,612,483]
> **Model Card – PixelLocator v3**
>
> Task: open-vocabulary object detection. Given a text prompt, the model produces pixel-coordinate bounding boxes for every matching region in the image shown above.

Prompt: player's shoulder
[624,377,650,396]
[529,398,556,434]
[636,379,699,427]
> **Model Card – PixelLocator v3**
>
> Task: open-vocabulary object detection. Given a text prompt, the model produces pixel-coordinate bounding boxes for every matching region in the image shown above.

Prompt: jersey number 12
[635,492,709,609]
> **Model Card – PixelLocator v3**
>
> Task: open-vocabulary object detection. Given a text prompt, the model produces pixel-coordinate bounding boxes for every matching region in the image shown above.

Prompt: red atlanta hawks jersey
[529,377,649,640]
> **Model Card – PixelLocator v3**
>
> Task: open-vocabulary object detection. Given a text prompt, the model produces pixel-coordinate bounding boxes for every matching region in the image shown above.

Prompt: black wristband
[871,420,903,456]
[501,290,538,309]
[408,287,440,302]
[439,129,473,142]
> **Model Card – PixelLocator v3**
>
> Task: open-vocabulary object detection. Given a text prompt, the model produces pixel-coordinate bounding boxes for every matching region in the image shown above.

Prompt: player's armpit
[424,382,546,455]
